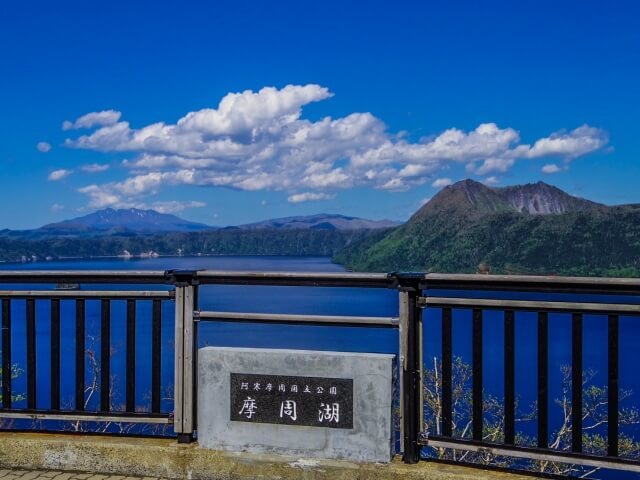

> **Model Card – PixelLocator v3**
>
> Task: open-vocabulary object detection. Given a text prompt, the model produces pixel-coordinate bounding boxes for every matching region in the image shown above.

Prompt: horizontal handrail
[0,290,173,299]
[0,270,169,284]
[421,296,640,314]
[422,273,640,295]
[0,410,172,424]
[0,270,639,294]
[423,436,640,473]
[195,270,394,288]
[196,310,399,327]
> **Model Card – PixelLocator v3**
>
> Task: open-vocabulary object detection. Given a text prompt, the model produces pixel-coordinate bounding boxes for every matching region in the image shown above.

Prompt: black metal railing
[419,273,640,474]
[0,271,174,427]
[1,269,640,475]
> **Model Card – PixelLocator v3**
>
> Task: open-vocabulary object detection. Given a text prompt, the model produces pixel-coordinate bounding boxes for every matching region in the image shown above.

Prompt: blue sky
[1,0,638,229]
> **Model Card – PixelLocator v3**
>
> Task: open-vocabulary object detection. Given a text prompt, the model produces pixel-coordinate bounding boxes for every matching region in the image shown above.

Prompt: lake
[1,255,639,474]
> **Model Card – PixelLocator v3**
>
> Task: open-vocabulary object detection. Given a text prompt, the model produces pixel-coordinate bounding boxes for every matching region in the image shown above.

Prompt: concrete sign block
[197,347,396,462]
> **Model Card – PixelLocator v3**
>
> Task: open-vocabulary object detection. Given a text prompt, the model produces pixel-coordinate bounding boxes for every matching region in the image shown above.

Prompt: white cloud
[78,184,120,207]
[63,109,122,130]
[48,169,72,181]
[288,192,335,203]
[177,84,332,136]
[528,125,608,159]
[483,176,500,186]
[76,183,205,213]
[150,200,206,213]
[542,163,561,174]
[432,177,453,188]
[37,141,51,153]
[51,203,64,212]
[81,163,110,173]
[62,84,609,207]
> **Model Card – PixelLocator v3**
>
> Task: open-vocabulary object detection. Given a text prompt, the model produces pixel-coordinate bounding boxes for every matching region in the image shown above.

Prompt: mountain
[39,208,212,235]
[0,209,399,261]
[334,179,640,276]
[410,179,602,222]
[237,213,400,230]
[496,181,603,214]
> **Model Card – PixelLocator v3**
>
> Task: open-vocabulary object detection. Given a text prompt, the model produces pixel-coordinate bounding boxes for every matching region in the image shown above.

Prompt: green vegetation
[334,182,640,276]
[0,229,372,262]
[3,179,640,277]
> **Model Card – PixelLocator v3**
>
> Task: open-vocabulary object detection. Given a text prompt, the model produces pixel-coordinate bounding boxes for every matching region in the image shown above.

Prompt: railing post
[167,270,199,444]
[393,273,423,464]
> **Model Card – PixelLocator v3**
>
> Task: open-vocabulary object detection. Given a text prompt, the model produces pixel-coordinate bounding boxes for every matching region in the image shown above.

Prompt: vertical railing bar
[1,298,11,409]
[26,299,36,410]
[192,285,200,437]
[398,291,408,453]
[50,298,61,411]
[441,307,453,438]
[572,312,583,453]
[538,311,548,449]
[181,285,195,438]
[504,309,515,445]
[400,289,420,463]
[151,299,162,414]
[126,299,136,413]
[472,308,483,441]
[75,299,85,411]
[418,298,424,435]
[608,314,619,457]
[174,286,185,436]
[100,299,111,412]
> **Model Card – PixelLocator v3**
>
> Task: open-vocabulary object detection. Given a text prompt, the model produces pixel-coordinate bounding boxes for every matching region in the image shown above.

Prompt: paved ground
[0,470,168,480]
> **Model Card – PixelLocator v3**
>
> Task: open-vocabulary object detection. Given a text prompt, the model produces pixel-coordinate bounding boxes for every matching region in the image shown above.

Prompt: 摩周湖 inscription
[230,373,353,429]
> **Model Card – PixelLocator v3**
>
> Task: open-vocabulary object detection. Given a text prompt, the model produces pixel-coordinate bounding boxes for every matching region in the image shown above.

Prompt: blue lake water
[0,256,639,475]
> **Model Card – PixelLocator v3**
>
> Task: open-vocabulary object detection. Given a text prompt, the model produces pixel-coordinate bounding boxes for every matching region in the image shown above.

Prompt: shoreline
[0,254,345,268]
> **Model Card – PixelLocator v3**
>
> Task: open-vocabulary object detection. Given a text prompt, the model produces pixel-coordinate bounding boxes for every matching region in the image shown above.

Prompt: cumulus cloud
[37,141,51,153]
[81,163,110,173]
[542,163,561,174]
[483,176,500,185]
[63,110,121,130]
[528,125,609,159]
[432,177,453,188]
[62,84,609,207]
[76,183,205,212]
[149,200,206,213]
[51,203,64,212]
[288,192,335,203]
[48,169,72,181]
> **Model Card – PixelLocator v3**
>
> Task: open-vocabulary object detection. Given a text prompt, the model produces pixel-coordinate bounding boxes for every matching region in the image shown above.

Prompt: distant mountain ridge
[335,179,640,276]
[495,181,603,214]
[0,208,399,239]
[40,208,212,234]
[237,213,400,230]
[412,179,602,221]
[1,179,639,277]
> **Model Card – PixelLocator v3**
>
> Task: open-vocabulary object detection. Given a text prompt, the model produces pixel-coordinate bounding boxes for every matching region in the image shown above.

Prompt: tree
[0,364,25,428]
[423,356,640,477]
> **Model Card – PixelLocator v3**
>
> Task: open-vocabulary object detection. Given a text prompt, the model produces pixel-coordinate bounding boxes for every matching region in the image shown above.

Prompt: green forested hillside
[3,179,640,277]
[0,229,372,262]
[334,181,640,276]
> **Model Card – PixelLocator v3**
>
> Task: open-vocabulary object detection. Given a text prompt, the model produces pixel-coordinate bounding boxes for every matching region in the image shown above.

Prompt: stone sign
[198,347,396,462]
[230,373,353,428]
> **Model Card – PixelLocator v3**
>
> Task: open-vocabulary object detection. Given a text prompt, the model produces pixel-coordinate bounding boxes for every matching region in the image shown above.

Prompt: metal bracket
[165,269,202,287]
[387,272,424,292]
